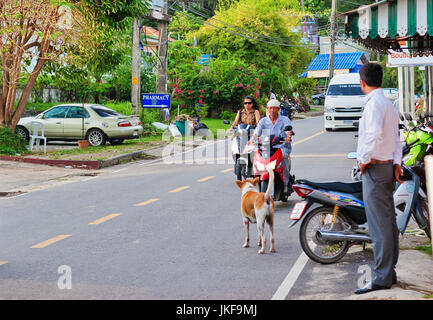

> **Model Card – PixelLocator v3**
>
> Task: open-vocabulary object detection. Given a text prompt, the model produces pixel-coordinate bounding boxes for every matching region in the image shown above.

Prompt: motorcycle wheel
[260,179,269,194]
[414,198,431,239]
[299,206,350,264]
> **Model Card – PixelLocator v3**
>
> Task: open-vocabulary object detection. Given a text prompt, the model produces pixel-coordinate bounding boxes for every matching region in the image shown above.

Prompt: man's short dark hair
[359,62,383,87]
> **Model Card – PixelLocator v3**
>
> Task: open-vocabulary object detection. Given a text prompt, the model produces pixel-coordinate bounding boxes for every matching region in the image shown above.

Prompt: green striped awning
[344,0,433,52]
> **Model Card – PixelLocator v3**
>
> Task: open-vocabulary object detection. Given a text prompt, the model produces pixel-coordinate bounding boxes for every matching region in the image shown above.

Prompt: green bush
[0,127,28,155]
[220,111,232,120]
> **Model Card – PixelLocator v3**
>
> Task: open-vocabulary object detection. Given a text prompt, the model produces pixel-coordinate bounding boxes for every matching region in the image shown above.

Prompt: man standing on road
[355,62,403,294]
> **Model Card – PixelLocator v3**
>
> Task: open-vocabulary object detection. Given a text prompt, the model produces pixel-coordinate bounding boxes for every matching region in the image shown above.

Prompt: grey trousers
[362,163,399,287]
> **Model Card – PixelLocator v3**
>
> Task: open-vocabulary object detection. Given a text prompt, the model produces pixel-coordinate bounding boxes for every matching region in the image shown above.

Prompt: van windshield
[327,84,364,96]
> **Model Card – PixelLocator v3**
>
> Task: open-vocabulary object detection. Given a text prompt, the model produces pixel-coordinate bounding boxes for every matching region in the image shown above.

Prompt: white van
[324,73,365,131]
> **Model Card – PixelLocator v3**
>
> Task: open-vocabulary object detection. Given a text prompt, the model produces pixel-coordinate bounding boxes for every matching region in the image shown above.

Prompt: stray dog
[235,162,275,254]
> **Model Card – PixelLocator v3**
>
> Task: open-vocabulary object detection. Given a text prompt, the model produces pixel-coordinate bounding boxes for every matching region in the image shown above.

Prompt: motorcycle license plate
[290,201,307,220]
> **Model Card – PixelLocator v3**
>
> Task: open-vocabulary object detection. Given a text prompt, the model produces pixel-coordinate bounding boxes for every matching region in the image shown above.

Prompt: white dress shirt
[356,88,402,165]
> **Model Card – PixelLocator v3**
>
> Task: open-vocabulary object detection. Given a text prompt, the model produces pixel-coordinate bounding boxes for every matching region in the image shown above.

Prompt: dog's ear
[252,177,260,185]
[235,180,244,189]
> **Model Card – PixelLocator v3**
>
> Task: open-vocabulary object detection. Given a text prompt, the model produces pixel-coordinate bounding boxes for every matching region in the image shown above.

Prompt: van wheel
[325,128,332,132]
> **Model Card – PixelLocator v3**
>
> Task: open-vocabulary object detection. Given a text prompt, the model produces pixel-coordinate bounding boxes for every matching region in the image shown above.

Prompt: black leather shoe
[354,284,391,295]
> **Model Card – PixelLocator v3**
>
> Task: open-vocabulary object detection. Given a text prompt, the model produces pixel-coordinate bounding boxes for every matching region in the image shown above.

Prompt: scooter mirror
[347,152,357,159]
[353,121,359,127]
[223,120,230,125]
[399,113,405,121]
[399,123,405,130]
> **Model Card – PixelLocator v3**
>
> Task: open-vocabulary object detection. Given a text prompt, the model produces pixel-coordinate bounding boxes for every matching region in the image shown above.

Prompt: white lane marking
[272,242,316,300]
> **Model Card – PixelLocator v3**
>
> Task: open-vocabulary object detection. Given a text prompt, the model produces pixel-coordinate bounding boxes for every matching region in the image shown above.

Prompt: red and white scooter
[251,125,294,202]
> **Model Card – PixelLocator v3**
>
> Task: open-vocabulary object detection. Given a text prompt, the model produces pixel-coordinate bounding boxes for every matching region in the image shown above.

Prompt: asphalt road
[0,116,374,300]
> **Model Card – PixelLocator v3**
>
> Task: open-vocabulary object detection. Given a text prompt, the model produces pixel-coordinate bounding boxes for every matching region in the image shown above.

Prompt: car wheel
[109,138,124,145]
[17,126,29,142]
[86,128,106,147]
[313,98,320,105]
[325,128,333,132]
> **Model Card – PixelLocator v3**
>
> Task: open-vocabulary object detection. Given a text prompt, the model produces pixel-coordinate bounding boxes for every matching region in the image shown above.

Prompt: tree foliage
[193,0,314,98]
[0,0,149,130]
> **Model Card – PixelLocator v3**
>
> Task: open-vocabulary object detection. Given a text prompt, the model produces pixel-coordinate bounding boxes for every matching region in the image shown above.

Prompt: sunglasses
[244,102,253,105]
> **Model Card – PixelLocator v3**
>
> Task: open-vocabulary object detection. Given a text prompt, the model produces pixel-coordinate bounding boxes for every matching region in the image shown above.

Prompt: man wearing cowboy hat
[248,99,293,193]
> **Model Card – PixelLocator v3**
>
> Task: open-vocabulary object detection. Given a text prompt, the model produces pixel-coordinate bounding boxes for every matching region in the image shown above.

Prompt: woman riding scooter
[228,96,261,176]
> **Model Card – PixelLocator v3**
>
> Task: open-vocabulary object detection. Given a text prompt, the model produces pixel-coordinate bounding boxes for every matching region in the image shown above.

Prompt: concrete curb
[0,150,158,170]
[0,155,100,170]
[99,150,157,168]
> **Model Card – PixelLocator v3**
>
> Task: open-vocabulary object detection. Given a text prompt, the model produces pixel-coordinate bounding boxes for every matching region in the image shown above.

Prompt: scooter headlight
[256,162,265,171]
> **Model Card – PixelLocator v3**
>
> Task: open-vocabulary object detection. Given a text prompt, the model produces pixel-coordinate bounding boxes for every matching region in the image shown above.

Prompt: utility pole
[299,0,304,12]
[329,0,337,80]
[156,0,169,94]
[131,18,142,116]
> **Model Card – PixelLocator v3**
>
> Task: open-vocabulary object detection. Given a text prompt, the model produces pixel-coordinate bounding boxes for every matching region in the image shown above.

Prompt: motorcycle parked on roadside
[280,101,297,121]
[252,125,295,202]
[289,163,430,264]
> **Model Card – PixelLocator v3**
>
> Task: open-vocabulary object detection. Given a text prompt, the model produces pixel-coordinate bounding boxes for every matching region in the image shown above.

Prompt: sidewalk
[347,231,433,300]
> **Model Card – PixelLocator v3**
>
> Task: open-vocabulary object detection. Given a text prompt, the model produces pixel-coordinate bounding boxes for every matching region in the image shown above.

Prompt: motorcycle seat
[297,179,363,194]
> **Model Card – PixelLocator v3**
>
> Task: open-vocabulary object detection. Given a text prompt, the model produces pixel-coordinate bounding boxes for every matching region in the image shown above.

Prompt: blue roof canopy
[300,52,368,78]
[306,52,366,71]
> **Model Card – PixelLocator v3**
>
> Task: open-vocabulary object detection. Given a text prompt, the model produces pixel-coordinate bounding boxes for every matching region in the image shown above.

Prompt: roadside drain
[0,191,27,198]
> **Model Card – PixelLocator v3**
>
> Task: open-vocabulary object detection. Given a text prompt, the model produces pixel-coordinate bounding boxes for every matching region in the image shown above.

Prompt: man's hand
[359,162,368,175]
[285,131,293,143]
[394,164,403,184]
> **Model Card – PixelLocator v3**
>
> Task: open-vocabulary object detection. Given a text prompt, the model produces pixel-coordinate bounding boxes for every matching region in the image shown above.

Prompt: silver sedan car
[17,104,143,146]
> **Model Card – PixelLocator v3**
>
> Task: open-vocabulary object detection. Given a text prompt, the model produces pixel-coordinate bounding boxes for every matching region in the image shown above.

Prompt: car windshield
[91,105,120,117]
[327,84,364,96]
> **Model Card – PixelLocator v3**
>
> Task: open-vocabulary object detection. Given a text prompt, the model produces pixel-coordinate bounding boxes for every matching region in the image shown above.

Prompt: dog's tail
[264,161,276,203]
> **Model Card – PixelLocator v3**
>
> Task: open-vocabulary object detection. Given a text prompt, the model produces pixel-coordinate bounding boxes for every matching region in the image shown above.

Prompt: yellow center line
[135,198,160,207]
[220,168,232,173]
[88,213,121,225]
[31,235,71,249]
[292,130,326,146]
[197,176,215,182]
[169,186,190,193]
[0,261,8,266]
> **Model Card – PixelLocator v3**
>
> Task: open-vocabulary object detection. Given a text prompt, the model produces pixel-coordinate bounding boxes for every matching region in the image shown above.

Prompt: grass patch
[35,135,164,161]
[201,118,231,138]
[415,243,432,256]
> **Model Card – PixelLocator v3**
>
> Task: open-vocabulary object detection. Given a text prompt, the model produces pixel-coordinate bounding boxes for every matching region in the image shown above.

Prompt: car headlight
[324,105,335,113]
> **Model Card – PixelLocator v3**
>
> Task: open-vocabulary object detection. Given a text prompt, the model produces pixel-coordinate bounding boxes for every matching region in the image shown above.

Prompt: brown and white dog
[235,162,275,254]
